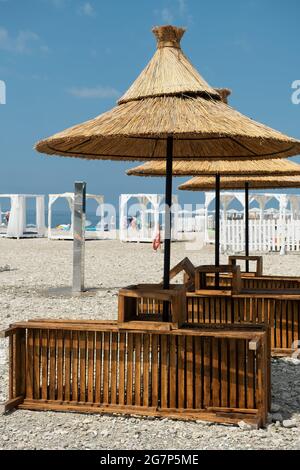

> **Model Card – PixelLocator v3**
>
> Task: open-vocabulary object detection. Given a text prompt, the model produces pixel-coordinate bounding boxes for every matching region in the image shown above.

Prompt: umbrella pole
[245,182,250,272]
[163,136,173,320]
[215,174,220,287]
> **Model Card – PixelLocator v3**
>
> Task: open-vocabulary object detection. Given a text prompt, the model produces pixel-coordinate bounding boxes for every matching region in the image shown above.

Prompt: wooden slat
[126,333,133,405]
[169,335,177,409]
[211,338,220,407]
[95,332,102,403]
[134,334,141,406]
[33,330,40,400]
[160,335,168,409]
[247,349,255,410]
[194,337,202,409]
[177,335,185,409]
[281,300,287,349]
[215,298,221,324]
[118,333,125,405]
[79,331,86,402]
[103,332,110,404]
[293,301,299,350]
[49,330,56,401]
[64,331,71,402]
[56,330,63,401]
[110,333,117,405]
[15,329,26,399]
[204,298,209,324]
[229,339,237,408]
[198,298,204,323]
[276,301,282,349]
[237,340,246,409]
[287,301,293,350]
[87,331,94,403]
[186,335,194,409]
[41,330,48,400]
[26,330,34,400]
[9,335,14,399]
[220,339,228,408]
[203,338,211,408]
[71,331,79,402]
[143,334,150,407]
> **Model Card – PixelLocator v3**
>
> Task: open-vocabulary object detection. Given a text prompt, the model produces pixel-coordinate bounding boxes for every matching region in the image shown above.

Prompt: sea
[0,209,118,229]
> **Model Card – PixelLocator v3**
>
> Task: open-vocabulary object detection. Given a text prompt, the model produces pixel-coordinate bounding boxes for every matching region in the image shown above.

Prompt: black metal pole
[245,181,250,272]
[163,136,173,320]
[215,174,220,287]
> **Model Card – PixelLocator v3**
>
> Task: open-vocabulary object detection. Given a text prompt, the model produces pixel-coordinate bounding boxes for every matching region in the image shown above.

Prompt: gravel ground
[1,238,300,450]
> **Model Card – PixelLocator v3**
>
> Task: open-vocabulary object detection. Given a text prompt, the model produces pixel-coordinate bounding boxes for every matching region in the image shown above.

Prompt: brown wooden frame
[118,284,186,328]
[1,319,269,428]
[169,257,195,290]
[186,290,300,355]
[195,265,242,294]
[229,256,263,277]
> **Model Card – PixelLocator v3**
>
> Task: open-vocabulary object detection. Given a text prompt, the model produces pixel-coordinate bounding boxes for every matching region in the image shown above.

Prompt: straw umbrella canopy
[35,25,300,299]
[179,175,300,266]
[126,158,300,177]
[178,175,300,190]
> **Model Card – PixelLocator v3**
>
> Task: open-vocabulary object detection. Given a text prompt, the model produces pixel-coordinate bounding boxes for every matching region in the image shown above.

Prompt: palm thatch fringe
[126,158,300,176]
[178,175,300,191]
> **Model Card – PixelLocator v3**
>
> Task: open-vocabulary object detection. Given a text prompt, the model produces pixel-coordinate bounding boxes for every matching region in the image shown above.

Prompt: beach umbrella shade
[178,175,300,269]
[126,158,300,177]
[35,25,300,306]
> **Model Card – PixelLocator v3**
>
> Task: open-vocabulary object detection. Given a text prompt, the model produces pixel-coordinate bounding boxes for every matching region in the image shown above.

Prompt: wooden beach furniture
[1,319,270,428]
[169,257,300,355]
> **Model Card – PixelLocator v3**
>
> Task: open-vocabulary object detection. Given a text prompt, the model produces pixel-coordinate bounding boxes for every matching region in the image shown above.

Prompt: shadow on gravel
[271,358,300,420]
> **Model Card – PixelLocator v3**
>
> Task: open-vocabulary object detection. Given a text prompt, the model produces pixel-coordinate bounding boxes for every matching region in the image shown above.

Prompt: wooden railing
[2,319,269,427]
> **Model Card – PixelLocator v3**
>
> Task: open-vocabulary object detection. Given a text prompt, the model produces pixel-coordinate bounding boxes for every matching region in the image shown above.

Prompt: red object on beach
[153,230,161,251]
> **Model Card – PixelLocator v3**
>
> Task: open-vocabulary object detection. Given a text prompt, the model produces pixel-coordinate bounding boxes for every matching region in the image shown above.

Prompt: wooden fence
[2,319,269,427]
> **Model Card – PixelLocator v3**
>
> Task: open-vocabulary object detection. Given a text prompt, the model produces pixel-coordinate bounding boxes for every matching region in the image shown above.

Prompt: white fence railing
[219,219,300,253]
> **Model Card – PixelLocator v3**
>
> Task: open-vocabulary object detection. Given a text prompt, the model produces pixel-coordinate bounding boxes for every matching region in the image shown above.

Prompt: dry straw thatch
[126,158,300,177]
[35,25,300,161]
[178,175,300,191]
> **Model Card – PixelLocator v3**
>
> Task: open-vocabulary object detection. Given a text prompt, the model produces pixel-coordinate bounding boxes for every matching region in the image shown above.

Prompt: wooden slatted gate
[3,320,268,427]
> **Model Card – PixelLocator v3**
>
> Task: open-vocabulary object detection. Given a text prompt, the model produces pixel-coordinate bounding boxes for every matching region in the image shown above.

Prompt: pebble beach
[1,238,300,450]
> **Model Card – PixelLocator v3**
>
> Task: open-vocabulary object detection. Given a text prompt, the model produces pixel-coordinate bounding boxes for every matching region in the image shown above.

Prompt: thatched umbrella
[126,158,300,177]
[179,175,300,265]
[178,175,300,190]
[35,25,300,300]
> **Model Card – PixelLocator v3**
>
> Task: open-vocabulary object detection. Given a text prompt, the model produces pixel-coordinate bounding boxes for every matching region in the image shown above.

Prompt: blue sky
[0,0,300,207]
